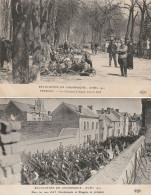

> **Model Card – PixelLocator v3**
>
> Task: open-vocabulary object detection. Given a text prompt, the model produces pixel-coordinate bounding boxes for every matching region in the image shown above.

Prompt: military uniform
[118,43,128,77]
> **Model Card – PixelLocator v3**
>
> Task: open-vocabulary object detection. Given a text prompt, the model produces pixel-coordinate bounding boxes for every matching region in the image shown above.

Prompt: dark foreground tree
[12,0,32,83]
[31,0,41,83]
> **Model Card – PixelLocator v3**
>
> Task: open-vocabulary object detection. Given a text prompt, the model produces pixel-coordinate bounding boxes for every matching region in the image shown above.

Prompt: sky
[0,98,142,114]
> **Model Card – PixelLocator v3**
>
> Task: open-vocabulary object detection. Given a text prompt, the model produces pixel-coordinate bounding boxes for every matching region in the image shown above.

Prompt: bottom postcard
[0,98,151,194]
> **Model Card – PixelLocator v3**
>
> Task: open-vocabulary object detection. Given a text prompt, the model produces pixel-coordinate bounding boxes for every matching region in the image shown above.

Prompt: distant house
[0,104,7,119]
[4,99,52,123]
[52,102,99,145]
[97,109,120,140]
[97,108,129,139]
[110,109,125,136]
[129,113,141,135]
[120,112,129,136]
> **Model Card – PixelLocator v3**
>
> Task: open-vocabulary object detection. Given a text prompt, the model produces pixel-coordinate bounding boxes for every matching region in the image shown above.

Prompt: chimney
[107,108,111,114]
[48,111,51,116]
[115,109,119,113]
[87,105,93,110]
[78,105,82,113]
[101,108,105,114]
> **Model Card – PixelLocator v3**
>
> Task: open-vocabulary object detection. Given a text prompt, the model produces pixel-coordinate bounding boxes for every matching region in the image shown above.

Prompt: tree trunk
[47,0,58,45]
[125,8,132,42]
[31,0,41,83]
[12,0,32,83]
[138,12,145,57]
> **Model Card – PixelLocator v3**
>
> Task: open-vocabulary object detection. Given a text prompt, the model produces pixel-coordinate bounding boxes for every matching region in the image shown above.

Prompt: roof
[112,110,124,118]
[54,102,99,118]
[120,112,128,116]
[0,104,7,111]
[59,128,79,137]
[10,100,39,113]
[105,113,120,122]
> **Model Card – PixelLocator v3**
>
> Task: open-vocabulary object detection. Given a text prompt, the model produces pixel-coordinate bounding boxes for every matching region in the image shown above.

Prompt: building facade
[3,100,52,124]
[52,102,99,145]
[142,99,151,145]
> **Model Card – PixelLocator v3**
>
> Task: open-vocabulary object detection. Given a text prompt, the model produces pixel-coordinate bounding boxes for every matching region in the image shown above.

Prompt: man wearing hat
[107,38,117,67]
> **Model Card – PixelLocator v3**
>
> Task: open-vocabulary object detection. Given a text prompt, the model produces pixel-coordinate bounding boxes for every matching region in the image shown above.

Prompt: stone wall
[21,121,61,141]
[20,135,78,153]
[84,136,145,185]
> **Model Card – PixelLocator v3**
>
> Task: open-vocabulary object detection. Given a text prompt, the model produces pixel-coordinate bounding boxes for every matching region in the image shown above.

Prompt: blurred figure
[127,41,134,70]
[91,42,95,55]
[81,51,93,68]
[94,42,99,54]
[64,41,69,53]
[105,41,109,52]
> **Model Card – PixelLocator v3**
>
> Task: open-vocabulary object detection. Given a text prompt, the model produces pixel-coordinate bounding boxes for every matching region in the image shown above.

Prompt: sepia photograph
[0,0,151,95]
[0,98,151,186]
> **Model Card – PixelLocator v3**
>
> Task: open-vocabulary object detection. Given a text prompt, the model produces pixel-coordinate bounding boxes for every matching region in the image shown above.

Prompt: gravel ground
[41,52,151,86]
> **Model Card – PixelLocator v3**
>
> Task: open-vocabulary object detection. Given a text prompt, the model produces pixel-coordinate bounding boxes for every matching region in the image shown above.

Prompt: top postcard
[0,0,151,97]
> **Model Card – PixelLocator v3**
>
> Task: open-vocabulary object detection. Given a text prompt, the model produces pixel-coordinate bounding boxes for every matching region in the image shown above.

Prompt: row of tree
[0,0,151,83]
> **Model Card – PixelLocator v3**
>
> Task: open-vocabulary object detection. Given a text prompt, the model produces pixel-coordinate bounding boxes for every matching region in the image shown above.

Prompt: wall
[5,101,27,123]
[21,121,61,141]
[79,117,99,144]
[52,104,79,129]
[142,99,151,144]
[20,135,78,153]
[84,136,145,185]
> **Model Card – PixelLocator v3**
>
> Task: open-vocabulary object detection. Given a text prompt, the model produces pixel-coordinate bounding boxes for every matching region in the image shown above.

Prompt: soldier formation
[21,134,139,185]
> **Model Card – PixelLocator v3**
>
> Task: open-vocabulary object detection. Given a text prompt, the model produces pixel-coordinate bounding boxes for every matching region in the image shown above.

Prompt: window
[95,134,98,141]
[118,129,120,136]
[84,136,86,142]
[96,122,98,129]
[107,129,109,137]
[92,122,94,130]
[112,129,114,136]
[87,122,89,130]
[84,121,86,130]
[87,135,91,142]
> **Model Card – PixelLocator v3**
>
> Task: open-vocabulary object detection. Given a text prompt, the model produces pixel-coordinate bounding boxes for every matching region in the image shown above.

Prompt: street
[41,52,151,87]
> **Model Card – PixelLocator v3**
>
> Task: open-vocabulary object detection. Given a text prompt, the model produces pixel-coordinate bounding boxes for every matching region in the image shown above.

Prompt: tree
[31,0,41,82]
[12,0,32,83]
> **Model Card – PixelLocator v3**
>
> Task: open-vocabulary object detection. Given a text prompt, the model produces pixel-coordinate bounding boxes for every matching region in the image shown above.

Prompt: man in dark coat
[127,41,134,70]
[107,40,117,67]
[64,41,69,52]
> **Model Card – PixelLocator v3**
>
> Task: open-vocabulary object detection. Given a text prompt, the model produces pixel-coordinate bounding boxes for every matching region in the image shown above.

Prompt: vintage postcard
[0,98,151,194]
[0,0,151,97]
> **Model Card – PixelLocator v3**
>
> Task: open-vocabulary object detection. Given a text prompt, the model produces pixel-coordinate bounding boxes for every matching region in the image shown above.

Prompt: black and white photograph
[0,0,151,92]
[0,98,151,186]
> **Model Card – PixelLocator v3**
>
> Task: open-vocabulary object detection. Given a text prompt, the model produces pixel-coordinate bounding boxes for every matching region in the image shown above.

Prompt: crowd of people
[21,134,140,185]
